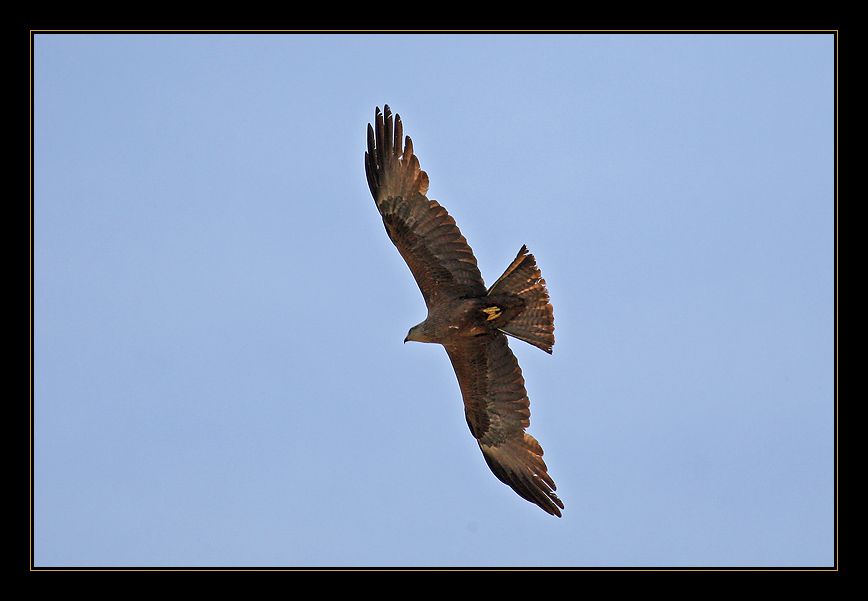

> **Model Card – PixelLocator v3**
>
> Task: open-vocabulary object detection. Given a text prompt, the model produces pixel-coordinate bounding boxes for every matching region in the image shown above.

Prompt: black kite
[364,106,563,517]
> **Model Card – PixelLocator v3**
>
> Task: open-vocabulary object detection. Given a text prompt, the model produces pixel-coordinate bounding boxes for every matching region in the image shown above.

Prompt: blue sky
[34,33,834,567]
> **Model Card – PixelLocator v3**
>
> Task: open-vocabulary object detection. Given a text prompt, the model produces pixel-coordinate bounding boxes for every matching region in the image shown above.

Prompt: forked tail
[487,245,555,354]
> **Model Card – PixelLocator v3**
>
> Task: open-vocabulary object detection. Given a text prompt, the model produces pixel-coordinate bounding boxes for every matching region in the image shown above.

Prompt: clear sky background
[34,33,834,567]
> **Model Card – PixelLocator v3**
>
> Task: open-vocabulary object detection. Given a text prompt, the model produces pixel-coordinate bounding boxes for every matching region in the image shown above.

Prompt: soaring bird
[364,106,563,517]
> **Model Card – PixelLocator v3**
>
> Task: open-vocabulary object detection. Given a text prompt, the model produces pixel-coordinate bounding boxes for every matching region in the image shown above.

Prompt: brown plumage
[365,105,563,517]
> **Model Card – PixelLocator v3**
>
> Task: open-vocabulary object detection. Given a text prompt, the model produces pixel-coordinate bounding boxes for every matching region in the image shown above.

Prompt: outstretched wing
[365,105,486,309]
[445,333,564,517]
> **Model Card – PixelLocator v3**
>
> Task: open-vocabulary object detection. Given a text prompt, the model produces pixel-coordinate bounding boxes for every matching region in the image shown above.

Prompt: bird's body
[406,295,521,344]
[364,105,564,517]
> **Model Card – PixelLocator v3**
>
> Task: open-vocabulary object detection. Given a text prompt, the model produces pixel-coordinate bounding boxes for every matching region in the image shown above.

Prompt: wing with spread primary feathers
[445,333,564,517]
[365,105,486,309]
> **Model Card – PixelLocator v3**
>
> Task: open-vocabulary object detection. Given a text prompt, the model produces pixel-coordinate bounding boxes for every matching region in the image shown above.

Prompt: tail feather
[488,246,555,354]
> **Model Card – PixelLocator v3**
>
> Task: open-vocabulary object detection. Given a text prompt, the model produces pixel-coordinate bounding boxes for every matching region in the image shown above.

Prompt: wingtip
[540,492,565,518]
[365,103,430,200]
[545,490,565,517]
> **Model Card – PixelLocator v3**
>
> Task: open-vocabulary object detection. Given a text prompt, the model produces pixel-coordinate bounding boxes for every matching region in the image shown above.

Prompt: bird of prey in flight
[364,105,563,517]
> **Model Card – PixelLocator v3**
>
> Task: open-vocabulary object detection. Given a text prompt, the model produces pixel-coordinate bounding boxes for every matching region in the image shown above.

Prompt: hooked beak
[403,335,409,344]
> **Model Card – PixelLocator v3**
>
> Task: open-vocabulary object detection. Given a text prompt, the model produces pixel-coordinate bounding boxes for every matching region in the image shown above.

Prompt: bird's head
[404,321,434,344]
